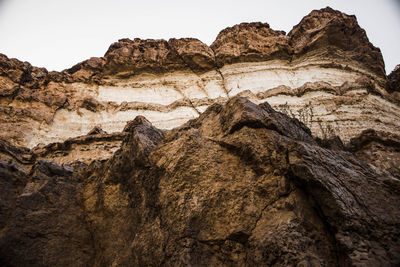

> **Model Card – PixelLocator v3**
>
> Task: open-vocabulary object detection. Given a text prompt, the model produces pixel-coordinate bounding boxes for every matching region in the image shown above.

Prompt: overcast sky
[0,0,399,73]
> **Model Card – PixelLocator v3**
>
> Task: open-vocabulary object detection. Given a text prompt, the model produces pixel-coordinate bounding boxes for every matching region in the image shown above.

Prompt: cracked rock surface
[1,96,399,266]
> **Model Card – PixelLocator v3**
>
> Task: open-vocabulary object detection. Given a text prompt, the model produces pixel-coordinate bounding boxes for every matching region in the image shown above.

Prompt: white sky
[0,0,399,73]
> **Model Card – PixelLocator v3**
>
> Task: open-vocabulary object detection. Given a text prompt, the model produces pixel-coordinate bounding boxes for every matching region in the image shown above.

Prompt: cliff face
[1,6,400,267]
[1,7,399,149]
[1,97,399,266]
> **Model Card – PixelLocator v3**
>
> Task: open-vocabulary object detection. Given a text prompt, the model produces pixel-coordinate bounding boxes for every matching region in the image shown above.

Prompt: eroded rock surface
[1,7,399,148]
[210,22,291,66]
[348,129,400,179]
[288,7,386,77]
[1,6,400,265]
[0,97,399,266]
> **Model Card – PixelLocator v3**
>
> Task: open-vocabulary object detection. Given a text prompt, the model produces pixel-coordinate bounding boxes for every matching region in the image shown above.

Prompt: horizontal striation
[0,7,399,148]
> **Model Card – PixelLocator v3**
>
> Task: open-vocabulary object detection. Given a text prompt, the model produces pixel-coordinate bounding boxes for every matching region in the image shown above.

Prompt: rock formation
[388,64,400,92]
[0,7,399,149]
[0,6,400,266]
[1,97,399,266]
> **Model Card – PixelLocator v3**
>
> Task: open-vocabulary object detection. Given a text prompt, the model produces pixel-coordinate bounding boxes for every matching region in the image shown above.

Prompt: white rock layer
[27,60,399,148]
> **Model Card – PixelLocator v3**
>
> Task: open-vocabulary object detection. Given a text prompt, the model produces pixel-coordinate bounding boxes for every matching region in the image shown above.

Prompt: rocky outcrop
[1,97,399,266]
[0,7,399,148]
[1,6,399,266]
[288,7,386,77]
[210,22,291,66]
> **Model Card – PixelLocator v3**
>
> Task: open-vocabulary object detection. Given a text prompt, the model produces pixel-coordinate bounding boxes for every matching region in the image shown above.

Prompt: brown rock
[80,96,102,112]
[103,38,186,75]
[388,64,400,92]
[289,7,386,78]
[31,131,127,165]
[168,38,216,72]
[123,115,153,132]
[2,97,399,266]
[348,129,400,178]
[0,6,399,266]
[87,126,107,135]
[66,57,105,82]
[1,8,398,149]
[210,22,291,67]
[0,160,93,266]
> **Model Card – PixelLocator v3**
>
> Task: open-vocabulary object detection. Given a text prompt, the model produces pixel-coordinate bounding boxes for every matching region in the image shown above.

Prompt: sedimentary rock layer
[0,7,399,149]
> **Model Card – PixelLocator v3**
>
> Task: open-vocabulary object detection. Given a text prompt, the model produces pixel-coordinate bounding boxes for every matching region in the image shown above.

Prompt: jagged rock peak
[289,7,385,76]
[123,115,153,132]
